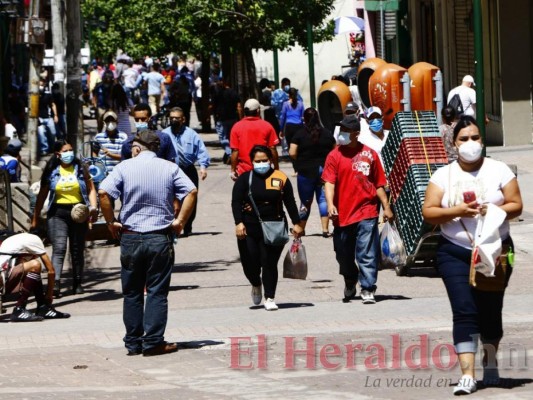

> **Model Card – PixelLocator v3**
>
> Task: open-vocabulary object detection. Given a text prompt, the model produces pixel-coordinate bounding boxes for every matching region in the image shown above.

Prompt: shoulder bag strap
[247,172,263,223]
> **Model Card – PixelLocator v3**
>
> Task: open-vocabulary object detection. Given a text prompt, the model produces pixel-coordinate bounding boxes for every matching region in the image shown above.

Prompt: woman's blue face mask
[253,161,271,175]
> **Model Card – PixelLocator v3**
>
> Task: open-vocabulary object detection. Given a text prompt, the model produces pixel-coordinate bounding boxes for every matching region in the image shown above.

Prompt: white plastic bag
[283,238,308,280]
[380,221,407,267]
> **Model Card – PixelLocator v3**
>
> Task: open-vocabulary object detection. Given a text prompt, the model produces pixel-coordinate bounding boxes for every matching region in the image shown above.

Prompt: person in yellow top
[32,140,98,297]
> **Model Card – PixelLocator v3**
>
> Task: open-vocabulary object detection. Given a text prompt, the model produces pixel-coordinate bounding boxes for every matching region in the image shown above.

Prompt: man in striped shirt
[93,110,128,174]
[98,130,197,357]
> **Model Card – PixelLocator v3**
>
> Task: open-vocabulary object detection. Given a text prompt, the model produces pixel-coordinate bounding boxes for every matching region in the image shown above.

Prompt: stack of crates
[382,111,448,255]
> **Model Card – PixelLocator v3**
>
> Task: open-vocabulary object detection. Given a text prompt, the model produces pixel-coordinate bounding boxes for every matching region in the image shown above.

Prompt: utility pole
[27,0,43,167]
[50,0,66,95]
[306,6,316,108]
[66,0,83,156]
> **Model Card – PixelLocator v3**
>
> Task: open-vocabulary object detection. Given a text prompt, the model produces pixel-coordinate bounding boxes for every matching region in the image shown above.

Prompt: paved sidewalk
[1,117,532,399]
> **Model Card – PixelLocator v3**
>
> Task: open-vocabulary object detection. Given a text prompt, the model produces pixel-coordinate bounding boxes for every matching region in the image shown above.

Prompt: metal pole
[473,0,486,150]
[27,0,42,168]
[380,0,384,58]
[273,49,279,88]
[306,18,316,108]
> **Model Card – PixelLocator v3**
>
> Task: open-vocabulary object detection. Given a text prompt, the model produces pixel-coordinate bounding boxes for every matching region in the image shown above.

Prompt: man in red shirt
[229,98,279,181]
[322,114,393,304]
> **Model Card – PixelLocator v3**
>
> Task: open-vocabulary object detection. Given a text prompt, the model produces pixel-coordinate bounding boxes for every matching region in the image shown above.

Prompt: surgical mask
[60,151,75,164]
[253,161,271,175]
[368,118,383,133]
[135,121,148,131]
[171,121,182,133]
[337,131,352,146]
[283,85,290,92]
[106,122,117,131]
[458,140,483,163]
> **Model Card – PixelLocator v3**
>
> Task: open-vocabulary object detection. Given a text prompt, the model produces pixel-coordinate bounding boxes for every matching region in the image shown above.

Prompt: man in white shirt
[122,60,139,102]
[0,233,70,321]
[358,106,389,168]
[447,75,476,117]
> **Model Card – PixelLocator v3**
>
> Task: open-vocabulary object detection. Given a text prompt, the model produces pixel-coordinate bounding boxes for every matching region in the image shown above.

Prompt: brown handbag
[469,243,510,292]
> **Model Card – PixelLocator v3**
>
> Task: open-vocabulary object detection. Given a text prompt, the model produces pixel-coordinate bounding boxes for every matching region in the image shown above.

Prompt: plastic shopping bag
[380,221,407,267]
[283,238,308,280]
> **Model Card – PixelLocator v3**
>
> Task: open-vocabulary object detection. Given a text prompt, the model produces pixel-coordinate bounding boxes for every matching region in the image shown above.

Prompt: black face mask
[171,121,182,133]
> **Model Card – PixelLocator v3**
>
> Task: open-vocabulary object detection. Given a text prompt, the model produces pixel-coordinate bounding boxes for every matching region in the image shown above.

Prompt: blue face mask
[135,122,148,131]
[283,85,290,93]
[368,118,383,133]
[337,131,352,146]
[253,161,271,175]
[60,151,75,164]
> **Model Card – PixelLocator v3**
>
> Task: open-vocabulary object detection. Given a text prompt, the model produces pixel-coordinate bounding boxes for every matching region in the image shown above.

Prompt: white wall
[253,0,356,106]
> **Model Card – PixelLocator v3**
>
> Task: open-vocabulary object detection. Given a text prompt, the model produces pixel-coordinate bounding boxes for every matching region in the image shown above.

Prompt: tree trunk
[242,46,258,101]
[200,52,211,132]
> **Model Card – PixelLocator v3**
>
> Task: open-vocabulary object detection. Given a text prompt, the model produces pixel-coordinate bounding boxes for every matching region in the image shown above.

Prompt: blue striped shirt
[94,130,129,173]
[161,125,210,169]
[99,151,196,232]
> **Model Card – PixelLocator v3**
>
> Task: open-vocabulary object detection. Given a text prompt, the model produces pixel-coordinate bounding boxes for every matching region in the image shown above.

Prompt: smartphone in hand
[463,191,477,204]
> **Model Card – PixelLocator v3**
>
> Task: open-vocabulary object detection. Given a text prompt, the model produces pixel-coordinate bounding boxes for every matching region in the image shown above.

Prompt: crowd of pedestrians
[0,60,524,395]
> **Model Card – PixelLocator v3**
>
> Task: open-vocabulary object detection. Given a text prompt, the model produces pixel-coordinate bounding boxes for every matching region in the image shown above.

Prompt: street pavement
[1,115,532,399]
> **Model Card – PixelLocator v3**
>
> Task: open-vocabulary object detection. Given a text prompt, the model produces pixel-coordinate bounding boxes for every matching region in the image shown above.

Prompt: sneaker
[10,306,44,322]
[36,304,71,319]
[251,285,262,305]
[343,285,356,300]
[453,375,477,395]
[361,290,376,304]
[264,298,278,311]
[482,367,500,386]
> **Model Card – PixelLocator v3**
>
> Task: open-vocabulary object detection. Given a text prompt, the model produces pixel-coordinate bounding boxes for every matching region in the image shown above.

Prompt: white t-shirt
[0,233,46,267]
[429,159,515,249]
[357,119,389,168]
[447,85,476,117]
[4,123,17,139]
[122,67,139,89]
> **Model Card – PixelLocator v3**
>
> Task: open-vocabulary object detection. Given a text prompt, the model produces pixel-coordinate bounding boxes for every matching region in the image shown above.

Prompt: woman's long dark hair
[289,88,299,109]
[111,83,129,112]
[452,115,479,141]
[40,140,83,185]
[303,107,321,144]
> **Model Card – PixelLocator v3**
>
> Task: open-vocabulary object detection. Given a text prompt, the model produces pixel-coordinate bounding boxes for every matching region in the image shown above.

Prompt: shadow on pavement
[173,257,239,273]
[248,302,315,310]
[169,284,200,292]
[177,339,225,350]
[476,378,533,390]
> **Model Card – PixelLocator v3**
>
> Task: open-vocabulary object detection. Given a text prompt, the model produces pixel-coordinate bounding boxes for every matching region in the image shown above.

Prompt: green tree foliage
[82,0,335,59]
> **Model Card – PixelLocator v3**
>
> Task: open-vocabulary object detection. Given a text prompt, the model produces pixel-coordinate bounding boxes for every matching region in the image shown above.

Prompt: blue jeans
[38,117,57,153]
[47,204,87,282]
[297,169,328,220]
[120,232,174,353]
[333,218,379,292]
[215,119,236,156]
[437,237,512,354]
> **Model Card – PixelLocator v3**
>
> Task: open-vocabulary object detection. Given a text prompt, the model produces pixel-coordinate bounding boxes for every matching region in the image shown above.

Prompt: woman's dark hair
[441,106,456,125]
[288,87,299,109]
[452,115,479,141]
[249,145,272,162]
[111,83,129,112]
[303,107,321,144]
[40,139,82,185]
[259,78,270,90]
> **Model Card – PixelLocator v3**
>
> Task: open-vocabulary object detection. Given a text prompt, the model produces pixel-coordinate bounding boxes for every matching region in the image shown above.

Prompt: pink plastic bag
[283,239,308,280]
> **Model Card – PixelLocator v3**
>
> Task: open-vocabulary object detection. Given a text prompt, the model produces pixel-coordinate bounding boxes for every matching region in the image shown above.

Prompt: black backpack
[448,93,464,117]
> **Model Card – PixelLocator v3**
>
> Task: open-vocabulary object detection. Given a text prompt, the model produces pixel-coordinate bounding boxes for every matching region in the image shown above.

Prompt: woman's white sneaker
[453,375,477,395]
[264,298,278,311]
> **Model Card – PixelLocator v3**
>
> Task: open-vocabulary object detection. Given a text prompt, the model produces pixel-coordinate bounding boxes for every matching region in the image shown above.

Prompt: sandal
[322,231,332,238]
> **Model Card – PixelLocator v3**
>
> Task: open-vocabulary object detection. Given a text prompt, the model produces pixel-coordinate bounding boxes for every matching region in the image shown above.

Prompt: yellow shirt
[55,165,83,204]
